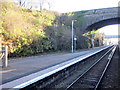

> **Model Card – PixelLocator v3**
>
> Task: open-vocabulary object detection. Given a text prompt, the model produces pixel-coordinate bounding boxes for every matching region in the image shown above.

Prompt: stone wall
[78,7,120,33]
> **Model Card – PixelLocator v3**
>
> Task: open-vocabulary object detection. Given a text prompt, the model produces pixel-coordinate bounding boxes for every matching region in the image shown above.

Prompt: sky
[13,0,119,13]
[99,25,119,35]
[51,0,119,13]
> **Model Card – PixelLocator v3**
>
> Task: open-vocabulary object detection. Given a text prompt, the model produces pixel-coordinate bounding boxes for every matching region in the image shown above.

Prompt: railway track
[66,45,116,89]
[28,45,115,89]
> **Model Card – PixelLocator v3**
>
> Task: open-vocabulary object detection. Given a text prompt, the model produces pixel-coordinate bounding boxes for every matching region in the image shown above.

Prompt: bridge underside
[85,17,120,32]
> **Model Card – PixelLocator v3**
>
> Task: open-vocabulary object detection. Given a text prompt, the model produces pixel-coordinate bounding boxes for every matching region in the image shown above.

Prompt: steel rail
[66,46,115,89]
[94,45,117,90]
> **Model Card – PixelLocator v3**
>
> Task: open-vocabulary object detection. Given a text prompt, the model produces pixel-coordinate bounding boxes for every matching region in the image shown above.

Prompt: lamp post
[72,20,77,53]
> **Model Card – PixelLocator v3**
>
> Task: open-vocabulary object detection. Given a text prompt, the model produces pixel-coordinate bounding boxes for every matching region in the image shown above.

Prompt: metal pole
[72,20,77,53]
[72,20,74,53]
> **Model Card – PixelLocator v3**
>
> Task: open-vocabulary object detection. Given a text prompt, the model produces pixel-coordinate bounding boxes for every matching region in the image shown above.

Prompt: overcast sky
[14,0,119,13]
[99,25,118,35]
[51,0,119,13]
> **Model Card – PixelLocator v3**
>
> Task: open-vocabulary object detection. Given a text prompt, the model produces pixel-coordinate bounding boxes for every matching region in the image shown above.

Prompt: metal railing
[0,46,8,68]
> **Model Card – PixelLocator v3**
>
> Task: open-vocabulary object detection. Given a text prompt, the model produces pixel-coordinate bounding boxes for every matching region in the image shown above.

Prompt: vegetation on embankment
[0,1,95,57]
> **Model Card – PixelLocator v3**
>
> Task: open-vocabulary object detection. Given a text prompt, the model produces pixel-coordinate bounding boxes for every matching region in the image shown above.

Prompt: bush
[0,1,55,56]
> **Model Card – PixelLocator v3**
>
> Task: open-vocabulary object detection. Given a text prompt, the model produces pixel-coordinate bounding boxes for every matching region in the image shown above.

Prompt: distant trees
[39,0,45,10]
[15,0,53,10]
[94,32,105,46]
[15,0,26,7]
[83,30,105,48]
[36,0,53,10]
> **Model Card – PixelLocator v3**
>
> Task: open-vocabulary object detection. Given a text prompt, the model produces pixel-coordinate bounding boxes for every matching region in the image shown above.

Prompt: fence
[0,46,8,68]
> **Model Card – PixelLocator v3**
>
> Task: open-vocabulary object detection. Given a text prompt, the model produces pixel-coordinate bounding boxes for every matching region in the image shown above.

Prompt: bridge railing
[0,46,8,68]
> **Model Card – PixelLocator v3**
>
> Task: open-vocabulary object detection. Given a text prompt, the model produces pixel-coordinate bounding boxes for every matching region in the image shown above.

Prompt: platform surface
[0,46,108,86]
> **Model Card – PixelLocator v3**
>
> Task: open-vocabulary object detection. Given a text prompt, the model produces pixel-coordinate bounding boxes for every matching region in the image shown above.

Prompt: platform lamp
[72,20,77,53]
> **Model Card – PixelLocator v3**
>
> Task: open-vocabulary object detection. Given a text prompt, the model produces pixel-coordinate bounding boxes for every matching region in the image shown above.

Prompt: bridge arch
[85,17,120,32]
[79,7,120,33]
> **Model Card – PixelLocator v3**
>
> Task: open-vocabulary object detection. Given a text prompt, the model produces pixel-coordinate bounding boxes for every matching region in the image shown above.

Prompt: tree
[38,0,53,11]
[47,2,51,10]
[16,0,26,7]
[39,0,45,10]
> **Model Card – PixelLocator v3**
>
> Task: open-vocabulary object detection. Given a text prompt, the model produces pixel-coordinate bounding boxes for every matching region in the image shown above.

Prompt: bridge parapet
[85,7,118,15]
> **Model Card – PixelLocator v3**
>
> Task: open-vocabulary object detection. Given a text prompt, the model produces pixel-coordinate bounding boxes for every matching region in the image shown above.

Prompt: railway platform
[0,49,90,84]
[0,46,111,88]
